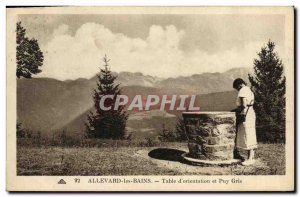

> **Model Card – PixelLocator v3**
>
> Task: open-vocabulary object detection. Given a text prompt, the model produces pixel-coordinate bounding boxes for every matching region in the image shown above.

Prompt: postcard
[6,6,294,192]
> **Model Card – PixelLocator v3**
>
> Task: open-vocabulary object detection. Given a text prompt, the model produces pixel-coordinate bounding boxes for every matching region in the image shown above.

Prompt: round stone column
[182,112,238,163]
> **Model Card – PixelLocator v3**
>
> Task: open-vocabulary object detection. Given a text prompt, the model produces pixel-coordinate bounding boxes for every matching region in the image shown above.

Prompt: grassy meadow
[17,142,285,176]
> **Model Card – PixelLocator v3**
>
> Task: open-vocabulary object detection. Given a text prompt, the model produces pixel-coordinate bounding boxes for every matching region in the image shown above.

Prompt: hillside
[17,78,94,133]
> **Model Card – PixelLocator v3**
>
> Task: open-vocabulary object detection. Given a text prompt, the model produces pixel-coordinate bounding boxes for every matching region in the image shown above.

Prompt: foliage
[249,40,286,143]
[85,55,128,139]
[139,138,161,147]
[158,117,188,142]
[17,135,165,148]
[16,122,25,138]
[175,116,188,141]
[60,130,67,146]
[16,22,44,78]
[158,124,177,142]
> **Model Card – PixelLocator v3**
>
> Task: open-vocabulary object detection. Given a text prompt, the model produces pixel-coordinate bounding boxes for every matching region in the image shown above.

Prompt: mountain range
[17,67,252,138]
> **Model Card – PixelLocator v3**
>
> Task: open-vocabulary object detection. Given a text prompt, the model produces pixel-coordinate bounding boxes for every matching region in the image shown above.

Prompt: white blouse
[236,86,254,106]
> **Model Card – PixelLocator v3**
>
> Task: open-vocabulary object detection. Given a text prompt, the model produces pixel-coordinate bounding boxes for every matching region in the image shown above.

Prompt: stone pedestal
[182,112,237,163]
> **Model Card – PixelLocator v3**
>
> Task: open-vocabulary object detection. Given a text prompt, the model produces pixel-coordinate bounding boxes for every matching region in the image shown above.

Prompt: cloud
[53,24,70,36]
[40,22,285,80]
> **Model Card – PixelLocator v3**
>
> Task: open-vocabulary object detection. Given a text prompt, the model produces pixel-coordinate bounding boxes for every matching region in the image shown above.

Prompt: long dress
[236,86,258,150]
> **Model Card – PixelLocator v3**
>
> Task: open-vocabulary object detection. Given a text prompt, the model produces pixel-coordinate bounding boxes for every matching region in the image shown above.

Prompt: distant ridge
[17,67,251,138]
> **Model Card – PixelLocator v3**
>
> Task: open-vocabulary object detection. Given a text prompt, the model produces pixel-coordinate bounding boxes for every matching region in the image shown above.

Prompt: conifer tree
[85,55,128,139]
[16,21,44,78]
[248,41,286,143]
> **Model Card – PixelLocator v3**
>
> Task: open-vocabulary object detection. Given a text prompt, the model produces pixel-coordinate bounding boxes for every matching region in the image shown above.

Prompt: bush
[17,136,165,148]
[256,126,285,144]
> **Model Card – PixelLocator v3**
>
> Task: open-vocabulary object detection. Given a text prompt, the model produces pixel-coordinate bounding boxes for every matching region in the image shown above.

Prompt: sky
[19,14,286,80]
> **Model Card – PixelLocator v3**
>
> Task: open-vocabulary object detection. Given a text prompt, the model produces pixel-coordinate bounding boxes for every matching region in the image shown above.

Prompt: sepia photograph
[6,6,294,192]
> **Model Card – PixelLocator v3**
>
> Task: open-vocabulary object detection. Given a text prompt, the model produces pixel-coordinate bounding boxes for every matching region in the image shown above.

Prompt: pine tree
[16,21,44,78]
[85,55,128,139]
[248,40,286,143]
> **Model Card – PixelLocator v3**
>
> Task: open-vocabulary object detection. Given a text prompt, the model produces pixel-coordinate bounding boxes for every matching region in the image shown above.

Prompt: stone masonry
[182,112,236,161]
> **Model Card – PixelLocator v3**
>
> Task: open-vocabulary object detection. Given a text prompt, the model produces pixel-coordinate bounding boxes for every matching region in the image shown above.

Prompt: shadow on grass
[148,148,187,163]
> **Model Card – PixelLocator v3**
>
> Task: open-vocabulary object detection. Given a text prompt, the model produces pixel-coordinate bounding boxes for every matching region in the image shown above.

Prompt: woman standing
[232,78,257,166]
